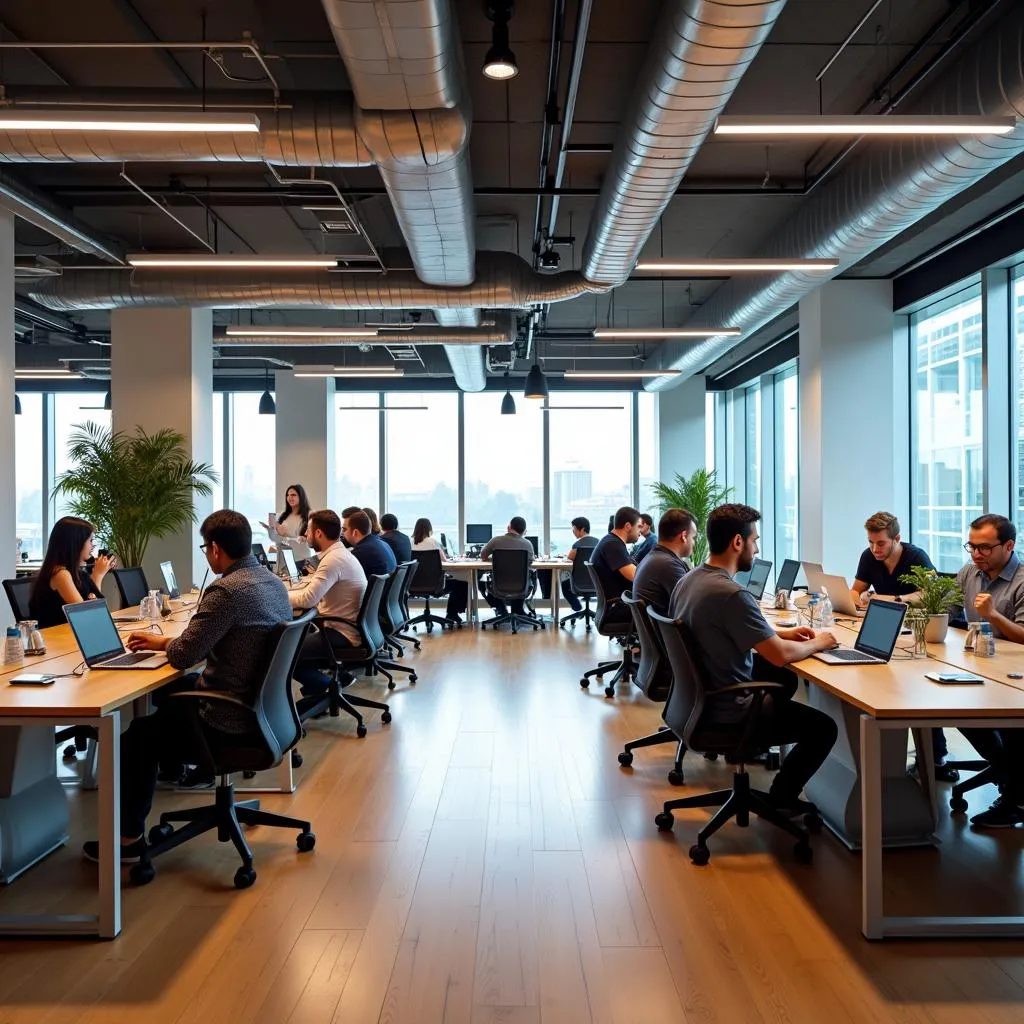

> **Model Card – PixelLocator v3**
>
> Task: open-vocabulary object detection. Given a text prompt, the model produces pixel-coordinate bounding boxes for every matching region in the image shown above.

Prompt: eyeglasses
[964,541,1005,554]
[199,543,208,553]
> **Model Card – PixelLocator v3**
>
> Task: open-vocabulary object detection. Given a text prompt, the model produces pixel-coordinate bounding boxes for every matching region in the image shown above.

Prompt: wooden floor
[3,623,1024,1023]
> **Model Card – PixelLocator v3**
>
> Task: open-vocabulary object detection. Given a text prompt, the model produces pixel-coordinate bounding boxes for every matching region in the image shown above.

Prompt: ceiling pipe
[215,314,516,346]
[646,0,1024,387]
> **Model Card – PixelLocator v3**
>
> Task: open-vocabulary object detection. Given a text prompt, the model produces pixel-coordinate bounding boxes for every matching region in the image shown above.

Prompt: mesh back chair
[559,541,599,630]
[3,576,32,620]
[648,610,818,866]
[112,567,149,609]
[392,559,422,651]
[375,565,418,685]
[407,549,457,632]
[379,561,416,657]
[130,609,317,890]
[481,548,545,633]
[618,592,687,785]
[579,562,636,698]
[297,575,393,737]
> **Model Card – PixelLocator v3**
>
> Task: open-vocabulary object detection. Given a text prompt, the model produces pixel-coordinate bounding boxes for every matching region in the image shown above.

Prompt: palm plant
[52,422,217,570]
[650,468,733,567]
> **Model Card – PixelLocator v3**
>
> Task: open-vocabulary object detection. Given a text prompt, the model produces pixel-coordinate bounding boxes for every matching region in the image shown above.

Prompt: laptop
[802,562,863,616]
[745,558,772,600]
[812,598,907,665]
[734,568,751,588]
[525,535,540,556]
[159,559,180,599]
[64,599,168,670]
[251,543,271,569]
[775,558,800,594]
[280,547,300,582]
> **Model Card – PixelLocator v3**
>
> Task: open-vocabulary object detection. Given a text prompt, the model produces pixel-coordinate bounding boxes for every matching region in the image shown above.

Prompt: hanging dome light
[523,363,548,400]
[483,2,519,81]
[501,382,516,415]
[14,393,21,415]
[102,390,111,411]
[258,366,276,414]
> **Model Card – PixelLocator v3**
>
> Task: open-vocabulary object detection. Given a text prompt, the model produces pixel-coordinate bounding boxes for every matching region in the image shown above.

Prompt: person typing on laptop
[851,511,931,609]
[669,503,839,816]
[82,509,293,865]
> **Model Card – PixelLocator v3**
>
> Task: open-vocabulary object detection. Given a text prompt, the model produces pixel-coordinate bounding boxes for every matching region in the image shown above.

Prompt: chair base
[407,595,459,633]
[560,606,596,631]
[298,665,392,739]
[483,608,546,633]
[618,728,685,785]
[580,648,635,697]
[949,763,998,813]
[132,777,314,887]
[654,769,815,865]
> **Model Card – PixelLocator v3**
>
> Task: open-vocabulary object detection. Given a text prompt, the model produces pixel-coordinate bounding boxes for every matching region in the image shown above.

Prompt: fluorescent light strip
[339,405,428,411]
[634,258,838,273]
[224,326,379,338]
[128,254,338,269]
[714,114,1018,137]
[593,328,741,339]
[542,406,626,411]
[296,368,404,378]
[16,371,83,379]
[0,110,260,133]
[563,371,682,379]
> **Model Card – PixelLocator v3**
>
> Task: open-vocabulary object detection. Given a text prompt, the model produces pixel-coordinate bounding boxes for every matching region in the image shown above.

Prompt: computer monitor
[466,523,493,545]
[159,559,180,599]
[525,535,539,555]
[745,558,773,600]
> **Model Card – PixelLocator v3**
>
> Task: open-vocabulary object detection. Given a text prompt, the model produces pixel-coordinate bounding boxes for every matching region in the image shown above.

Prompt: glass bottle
[4,626,23,666]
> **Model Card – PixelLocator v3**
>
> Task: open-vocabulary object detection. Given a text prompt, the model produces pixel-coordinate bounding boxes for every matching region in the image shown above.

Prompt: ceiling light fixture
[523,363,548,400]
[713,114,1018,137]
[542,406,626,411]
[128,254,339,269]
[14,394,21,415]
[483,1,519,81]
[563,370,683,379]
[593,328,741,339]
[0,110,261,133]
[295,367,405,378]
[224,326,379,338]
[501,372,516,415]
[634,258,839,273]
[340,405,429,411]
[258,367,276,415]
[15,368,83,379]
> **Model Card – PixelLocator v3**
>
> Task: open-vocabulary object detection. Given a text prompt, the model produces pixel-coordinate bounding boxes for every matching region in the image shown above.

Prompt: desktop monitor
[466,523,493,546]
[525,535,539,556]
[745,559,773,600]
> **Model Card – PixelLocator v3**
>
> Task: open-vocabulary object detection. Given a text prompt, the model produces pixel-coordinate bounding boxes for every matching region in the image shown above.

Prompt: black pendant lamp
[500,372,516,415]
[14,393,21,415]
[523,362,548,400]
[258,366,276,415]
[102,390,111,411]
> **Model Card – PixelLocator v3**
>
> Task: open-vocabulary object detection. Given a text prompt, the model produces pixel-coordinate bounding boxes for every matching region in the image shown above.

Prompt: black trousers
[293,627,355,697]
[537,569,582,611]
[445,578,469,617]
[960,727,1024,802]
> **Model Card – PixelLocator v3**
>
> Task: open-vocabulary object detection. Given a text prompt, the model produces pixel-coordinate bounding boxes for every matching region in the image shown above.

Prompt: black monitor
[466,523,493,545]
[525,535,539,555]
[745,558,773,600]
[775,558,800,594]
[251,543,270,568]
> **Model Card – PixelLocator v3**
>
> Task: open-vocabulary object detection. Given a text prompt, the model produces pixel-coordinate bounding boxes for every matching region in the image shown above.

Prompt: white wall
[657,374,708,483]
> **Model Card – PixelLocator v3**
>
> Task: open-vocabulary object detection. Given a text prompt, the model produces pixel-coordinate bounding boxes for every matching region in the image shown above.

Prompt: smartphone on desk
[9,673,56,685]
[925,672,985,685]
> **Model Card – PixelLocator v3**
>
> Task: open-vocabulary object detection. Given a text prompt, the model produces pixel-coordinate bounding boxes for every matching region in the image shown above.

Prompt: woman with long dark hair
[410,517,467,623]
[274,484,311,538]
[29,516,114,628]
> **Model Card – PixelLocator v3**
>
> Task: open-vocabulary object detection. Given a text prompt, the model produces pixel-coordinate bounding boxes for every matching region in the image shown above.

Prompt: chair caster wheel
[702,752,718,761]
[618,751,633,767]
[296,831,316,853]
[949,795,968,813]
[381,710,392,724]
[689,844,710,866]
[356,723,367,738]
[803,812,822,833]
[234,866,257,889]
[580,678,589,688]
[409,674,418,684]
[148,822,174,844]
[667,770,684,787]
[243,770,256,779]
[291,749,303,769]
[129,861,156,886]
[62,744,78,762]
[387,680,396,690]
[604,686,615,698]
[655,811,675,832]
[793,841,813,865]
[585,625,592,633]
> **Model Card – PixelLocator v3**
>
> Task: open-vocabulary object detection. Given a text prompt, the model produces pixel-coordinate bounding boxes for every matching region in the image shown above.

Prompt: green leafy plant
[650,468,733,567]
[52,422,217,570]
[898,565,963,616]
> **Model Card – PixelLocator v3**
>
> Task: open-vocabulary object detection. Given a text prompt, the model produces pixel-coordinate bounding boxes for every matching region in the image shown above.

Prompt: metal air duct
[216,314,516,346]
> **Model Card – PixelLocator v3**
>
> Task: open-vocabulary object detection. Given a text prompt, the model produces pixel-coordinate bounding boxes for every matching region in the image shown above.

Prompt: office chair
[648,609,818,866]
[392,559,422,650]
[948,760,998,813]
[407,549,458,632]
[2,576,32,621]
[579,562,635,697]
[130,610,317,889]
[374,566,418,687]
[559,547,599,631]
[619,592,687,785]
[111,567,149,609]
[480,548,545,633]
[380,561,413,658]
[296,575,393,737]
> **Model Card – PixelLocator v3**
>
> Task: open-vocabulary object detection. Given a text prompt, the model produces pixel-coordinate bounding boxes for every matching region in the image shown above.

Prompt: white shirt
[412,536,443,553]
[271,511,305,541]
[287,540,366,644]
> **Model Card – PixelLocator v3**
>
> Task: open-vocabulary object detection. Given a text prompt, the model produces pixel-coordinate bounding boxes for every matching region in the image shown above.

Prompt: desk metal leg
[860,714,883,940]
[97,710,122,939]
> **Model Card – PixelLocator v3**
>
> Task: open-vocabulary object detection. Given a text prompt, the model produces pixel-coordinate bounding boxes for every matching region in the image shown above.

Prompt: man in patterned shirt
[83,509,294,865]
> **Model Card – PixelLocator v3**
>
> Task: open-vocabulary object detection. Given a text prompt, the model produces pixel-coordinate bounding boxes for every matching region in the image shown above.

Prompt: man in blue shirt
[851,511,933,607]
[632,513,657,563]
[379,513,413,563]
[344,509,397,578]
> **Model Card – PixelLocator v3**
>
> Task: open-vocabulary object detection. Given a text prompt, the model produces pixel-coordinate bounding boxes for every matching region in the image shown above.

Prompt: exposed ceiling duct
[580,0,787,286]
[26,251,607,312]
[646,0,1024,387]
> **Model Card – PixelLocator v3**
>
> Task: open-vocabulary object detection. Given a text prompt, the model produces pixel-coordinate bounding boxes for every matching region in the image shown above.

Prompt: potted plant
[650,467,733,568]
[898,565,964,643]
[52,423,217,570]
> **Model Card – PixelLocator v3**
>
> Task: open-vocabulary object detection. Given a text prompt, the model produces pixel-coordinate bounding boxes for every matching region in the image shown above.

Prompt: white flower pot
[924,613,949,644]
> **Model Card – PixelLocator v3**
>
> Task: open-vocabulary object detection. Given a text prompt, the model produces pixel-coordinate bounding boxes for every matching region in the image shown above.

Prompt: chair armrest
[316,614,360,630]
[163,690,251,709]
[713,681,786,696]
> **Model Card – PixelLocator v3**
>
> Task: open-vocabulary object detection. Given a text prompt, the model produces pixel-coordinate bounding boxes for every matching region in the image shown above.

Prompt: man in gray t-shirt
[667,503,839,813]
[480,515,535,617]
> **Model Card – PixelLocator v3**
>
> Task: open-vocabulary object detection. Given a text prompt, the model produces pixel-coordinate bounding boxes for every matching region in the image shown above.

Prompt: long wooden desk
[442,558,572,623]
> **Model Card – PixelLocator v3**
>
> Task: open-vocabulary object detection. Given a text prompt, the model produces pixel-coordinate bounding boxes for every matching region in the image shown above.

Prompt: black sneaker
[177,767,215,789]
[766,793,818,818]
[970,796,1024,829]
[82,836,147,865]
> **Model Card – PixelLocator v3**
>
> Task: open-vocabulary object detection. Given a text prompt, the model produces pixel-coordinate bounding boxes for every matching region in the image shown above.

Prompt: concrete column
[110,308,213,589]
[799,280,904,575]
[657,374,708,481]
[0,211,13,575]
[274,371,335,512]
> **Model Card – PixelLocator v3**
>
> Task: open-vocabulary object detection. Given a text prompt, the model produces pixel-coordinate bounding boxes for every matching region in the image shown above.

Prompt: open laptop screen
[160,560,180,599]
[775,558,800,593]
[745,559,773,600]
[64,599,124,664]
[280,547,299,579]
[856,600,907,660]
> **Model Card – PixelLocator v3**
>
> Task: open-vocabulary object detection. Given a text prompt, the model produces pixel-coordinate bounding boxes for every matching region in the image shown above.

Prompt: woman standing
[29,516,114,628]
[270,484,311,542]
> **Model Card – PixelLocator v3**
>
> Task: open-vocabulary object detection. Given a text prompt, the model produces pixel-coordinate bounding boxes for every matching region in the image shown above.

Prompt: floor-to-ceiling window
[744,382,761,510]
[1014,271,1024,530]
[705,392,716,472]
[15,394,44,560]
[385,392,458,546]
[229,392,276,535]
[912,287,983,571]
[336,392,382,513]
[52,392,112,522]
[210,392,225,512]
[637,392,658,514]
[774,367,799,561]
[464,391,543,546]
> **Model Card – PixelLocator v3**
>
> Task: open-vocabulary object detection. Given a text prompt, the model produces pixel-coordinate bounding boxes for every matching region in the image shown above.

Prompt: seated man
[480,516,535,618]
[379,513,412,563]
[344,509,397,578]
[632,508,696,615]
[589,505,641,627]
[289,509,367,702]
[562,516,599,611]
[957,514,1024,828]
[83,509,293,864]
[632,513,657,563]
[669,503,839,815]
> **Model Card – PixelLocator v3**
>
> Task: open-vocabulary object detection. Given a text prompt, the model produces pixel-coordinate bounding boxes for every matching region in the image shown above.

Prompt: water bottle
[819,590,834,628]
[977,622,996,657]
[806,594,820,629]
[4,626,23,666]
[146,589,161,625]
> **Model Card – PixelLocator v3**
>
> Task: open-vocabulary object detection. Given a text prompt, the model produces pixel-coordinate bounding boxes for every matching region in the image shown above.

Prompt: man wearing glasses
[957,513,1024,828]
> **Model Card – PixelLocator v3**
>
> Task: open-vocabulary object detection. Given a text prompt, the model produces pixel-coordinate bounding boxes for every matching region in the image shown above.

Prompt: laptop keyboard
[828,648,879,662]
[102,651,157,668]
